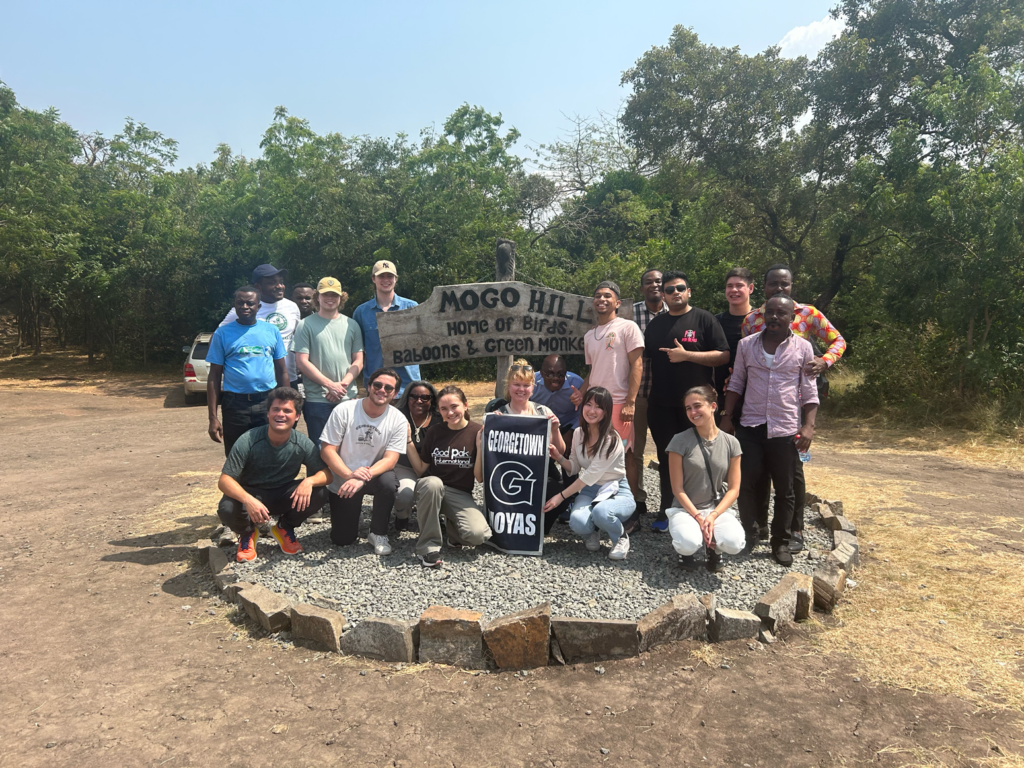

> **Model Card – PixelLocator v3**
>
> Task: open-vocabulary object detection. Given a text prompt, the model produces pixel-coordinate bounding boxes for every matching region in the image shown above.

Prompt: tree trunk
[814,231,851,311]
[494,238,517,399]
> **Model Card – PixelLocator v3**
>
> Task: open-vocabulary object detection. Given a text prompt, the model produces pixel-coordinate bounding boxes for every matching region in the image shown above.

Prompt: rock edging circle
[196,494,857,669]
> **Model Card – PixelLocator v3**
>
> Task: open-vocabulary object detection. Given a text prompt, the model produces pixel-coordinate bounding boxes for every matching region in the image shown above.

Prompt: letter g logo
[489,461,536,506]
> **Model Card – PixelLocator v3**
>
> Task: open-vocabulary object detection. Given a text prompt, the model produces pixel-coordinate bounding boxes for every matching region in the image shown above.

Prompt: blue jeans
[568,478,635,544]
[303,400,339,446]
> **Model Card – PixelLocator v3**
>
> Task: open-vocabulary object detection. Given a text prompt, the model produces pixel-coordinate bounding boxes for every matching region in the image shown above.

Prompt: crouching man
[217,387,333,562]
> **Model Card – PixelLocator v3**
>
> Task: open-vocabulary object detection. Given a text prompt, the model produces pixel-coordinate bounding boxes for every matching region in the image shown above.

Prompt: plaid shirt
[633,300,668,398]
[741,303,846,366]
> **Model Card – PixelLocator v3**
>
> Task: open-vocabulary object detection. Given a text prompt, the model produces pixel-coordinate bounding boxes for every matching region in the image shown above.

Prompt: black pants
[328,470,399,545]
[736,424,798,550]
[753,459,806,531]
[544,468,574,534]
[647,403,695,516]
[217,479,325,535]
[221,390,271,457]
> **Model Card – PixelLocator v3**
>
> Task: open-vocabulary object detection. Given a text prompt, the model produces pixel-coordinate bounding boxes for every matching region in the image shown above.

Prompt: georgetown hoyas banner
[481,412,550,556]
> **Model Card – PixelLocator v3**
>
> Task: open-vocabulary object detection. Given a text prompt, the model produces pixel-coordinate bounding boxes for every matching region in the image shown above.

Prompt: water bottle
[795,434,811,463]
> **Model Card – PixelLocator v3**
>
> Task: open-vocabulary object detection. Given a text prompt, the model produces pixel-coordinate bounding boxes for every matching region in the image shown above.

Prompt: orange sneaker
[271,524,303,555]
[236,529,259,562]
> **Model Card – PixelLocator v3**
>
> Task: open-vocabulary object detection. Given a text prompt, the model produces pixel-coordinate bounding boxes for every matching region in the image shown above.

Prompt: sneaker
[788,531,804,553]
[394,517,410,533]
[679,554,698,571]
[706,548,721,573]
[271,524,302,555]
[651,519,669,533]
[236,529,259,562]
[758,525,769,541]
[772,545,794,567]
[608,534,630,561]
[623,510,640,535]
[369,532,392,556]
[584,530,601,552]
[418,551,443,568]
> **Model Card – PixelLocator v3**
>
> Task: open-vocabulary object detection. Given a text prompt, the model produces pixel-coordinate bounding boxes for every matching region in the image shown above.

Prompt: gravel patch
[234,469,831,626]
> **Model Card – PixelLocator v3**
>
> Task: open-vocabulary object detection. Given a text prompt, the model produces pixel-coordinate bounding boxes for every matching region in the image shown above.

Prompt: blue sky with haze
[3,1,841,168]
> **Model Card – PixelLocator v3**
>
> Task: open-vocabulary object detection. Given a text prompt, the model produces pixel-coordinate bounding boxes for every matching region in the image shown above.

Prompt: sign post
[481,412,550,556]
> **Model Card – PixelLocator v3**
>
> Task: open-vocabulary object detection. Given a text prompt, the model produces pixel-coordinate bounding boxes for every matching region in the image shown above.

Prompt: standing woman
[406,385,492,567]
[545,386,635,560]
[667,385,745,572]
[494,359,570,534]
[393,381,442,532]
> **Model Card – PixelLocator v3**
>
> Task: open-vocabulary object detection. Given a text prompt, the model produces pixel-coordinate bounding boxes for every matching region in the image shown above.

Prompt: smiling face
[267,398,300,433]
[292,287,315,317]
[406,385,433,419]
[581,398,605,425]
[372,271,397,296]
[318,291,342,313]
[438,393,467,426]
[540,357,567,392]
[367,374,398,406]
[592,288,620,318]
[725,276,754,309]
[508,376,534,405]
[683,392,716,429]
[641,270,663,304]
[256,274,286,303]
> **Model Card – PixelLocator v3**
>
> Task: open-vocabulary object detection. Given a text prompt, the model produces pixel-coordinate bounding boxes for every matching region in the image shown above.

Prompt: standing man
[631,268,667,520]
[221,264,302,388]
[292,283,316,319]
[644,271,730,530]
[207,286,288,456]
[352,260,419,396]
[569,281,645,512]
[319,368,408,555]
[293,277,364,445]
[723,294,819,566]
[216,387,333,562]
[741,264,846,551]
[715,267,755,415]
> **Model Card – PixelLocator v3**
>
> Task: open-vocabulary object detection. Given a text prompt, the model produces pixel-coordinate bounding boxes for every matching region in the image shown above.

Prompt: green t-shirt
[222,426,327,490]
[292,314,364,403]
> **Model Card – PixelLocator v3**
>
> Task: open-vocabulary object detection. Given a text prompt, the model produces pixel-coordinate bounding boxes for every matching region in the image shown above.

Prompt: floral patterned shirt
[741,303,846,367]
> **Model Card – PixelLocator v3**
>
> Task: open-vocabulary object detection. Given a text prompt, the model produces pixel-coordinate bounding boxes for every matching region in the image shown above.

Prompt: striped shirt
[741,303,846,366]
[632,300,668,398]
[727,331,819,439]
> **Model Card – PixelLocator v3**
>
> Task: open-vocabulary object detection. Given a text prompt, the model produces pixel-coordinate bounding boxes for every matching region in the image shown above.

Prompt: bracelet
[558,491,565,500]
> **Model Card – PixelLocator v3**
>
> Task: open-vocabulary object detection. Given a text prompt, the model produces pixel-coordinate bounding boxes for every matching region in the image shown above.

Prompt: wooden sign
[378,281,633,365]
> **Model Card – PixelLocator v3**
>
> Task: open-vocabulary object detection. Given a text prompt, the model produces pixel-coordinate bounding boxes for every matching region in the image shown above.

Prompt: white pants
[667,504,746,556]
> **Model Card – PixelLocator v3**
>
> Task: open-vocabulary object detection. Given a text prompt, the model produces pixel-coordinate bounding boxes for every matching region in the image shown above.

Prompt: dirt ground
[1,370,1022,767]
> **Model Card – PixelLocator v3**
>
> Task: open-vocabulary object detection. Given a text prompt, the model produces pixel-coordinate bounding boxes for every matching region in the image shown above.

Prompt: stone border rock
[199,495,857,669]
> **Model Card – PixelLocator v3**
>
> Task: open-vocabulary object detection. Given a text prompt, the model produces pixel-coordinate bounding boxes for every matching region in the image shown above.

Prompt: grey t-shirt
[665,429,742,509]
[291,314,364,404]
[222,426,327,490]
[319,399,407,494]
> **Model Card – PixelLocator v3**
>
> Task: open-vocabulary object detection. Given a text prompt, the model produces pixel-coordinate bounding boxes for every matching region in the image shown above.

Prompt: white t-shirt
[221,298,302,382]
[319,399,407,494]
[584,317,645,403]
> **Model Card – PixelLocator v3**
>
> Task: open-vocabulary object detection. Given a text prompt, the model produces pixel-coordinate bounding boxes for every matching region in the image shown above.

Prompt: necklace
[592,320,615,341]
[699,427,719,447]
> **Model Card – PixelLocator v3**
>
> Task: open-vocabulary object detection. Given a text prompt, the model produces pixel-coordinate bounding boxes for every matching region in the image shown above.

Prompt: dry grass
[804,464,1024,712]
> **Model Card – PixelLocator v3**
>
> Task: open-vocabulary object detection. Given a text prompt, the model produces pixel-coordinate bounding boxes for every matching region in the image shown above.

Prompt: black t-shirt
[644,308,729,408]
[714,310,747,396]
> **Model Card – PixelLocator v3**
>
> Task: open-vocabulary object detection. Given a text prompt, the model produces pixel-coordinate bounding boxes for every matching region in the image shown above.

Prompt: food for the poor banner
[481,413,550,556]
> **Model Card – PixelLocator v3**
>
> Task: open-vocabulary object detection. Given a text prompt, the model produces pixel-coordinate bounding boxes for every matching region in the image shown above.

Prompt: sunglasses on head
[371,381,396,393]
[509,364,533,373]
[663,284,689,294]
[408,393,432,402]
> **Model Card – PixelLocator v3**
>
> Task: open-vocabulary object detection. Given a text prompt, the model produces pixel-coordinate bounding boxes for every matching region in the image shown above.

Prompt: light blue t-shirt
[207,321,286,394]
[530,370,584,428]
[352,295,420,394]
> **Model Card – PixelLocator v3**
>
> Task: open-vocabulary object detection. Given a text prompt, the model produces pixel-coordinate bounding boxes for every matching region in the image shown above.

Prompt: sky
[2,1,842,169]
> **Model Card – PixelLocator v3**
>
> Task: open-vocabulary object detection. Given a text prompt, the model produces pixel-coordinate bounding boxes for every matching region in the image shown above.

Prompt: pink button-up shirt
[727,331,819,438]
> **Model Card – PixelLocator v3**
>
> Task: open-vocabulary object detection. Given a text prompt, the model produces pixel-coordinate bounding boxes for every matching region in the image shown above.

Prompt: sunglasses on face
[408,393,432,402]
[663,284,689,294]
[371,381,396,394]
[509,365,533,373]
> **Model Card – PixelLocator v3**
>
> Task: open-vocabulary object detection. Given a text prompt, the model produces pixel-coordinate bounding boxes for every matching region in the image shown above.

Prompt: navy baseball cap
[252,264,287,282]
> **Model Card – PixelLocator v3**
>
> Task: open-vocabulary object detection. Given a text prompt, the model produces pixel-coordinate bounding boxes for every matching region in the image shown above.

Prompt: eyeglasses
[408,393,432,402]
[663,284,689,294]
[371,381,396,393]
[509,365,533,373]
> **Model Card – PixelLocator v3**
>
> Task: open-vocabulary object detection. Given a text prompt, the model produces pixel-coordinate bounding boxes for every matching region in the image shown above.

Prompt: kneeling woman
[406,385,491,567]
[545,386,635,560]
[667,385,745,572]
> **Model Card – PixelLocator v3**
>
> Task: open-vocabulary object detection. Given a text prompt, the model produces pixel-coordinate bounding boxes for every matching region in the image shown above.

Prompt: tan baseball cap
[316,277,344,296]
[372,259,398,277]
